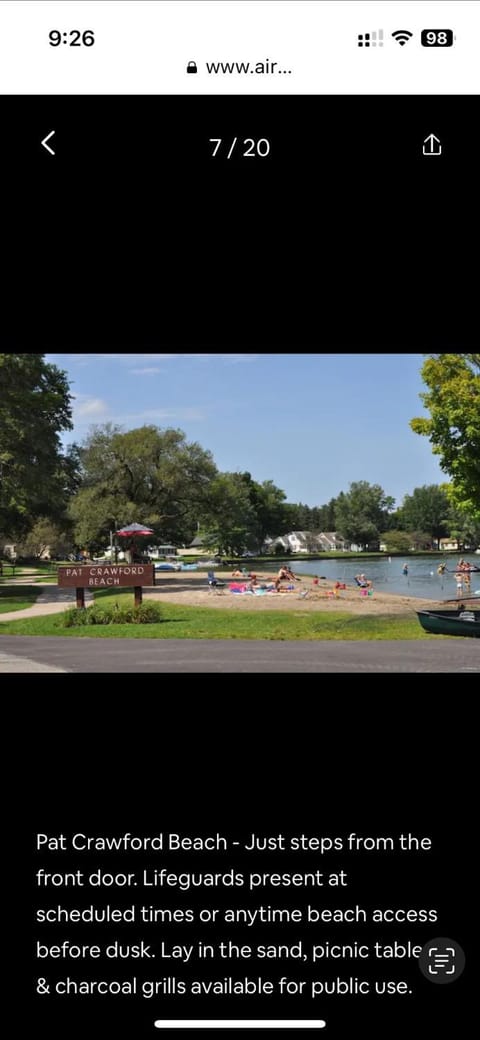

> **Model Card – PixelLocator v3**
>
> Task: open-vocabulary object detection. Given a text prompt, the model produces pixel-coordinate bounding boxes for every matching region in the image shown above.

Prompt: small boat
[416,608,480,637]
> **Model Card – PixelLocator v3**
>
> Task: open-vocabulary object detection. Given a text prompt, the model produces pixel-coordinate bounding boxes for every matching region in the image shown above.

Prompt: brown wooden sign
[58,565,155,589]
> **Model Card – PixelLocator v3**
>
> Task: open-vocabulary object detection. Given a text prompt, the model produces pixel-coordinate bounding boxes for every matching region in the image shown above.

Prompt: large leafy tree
[400,484,451,546]
[335,481,395,549]
[69,424,218,549]
[202,472,258,556]
[237,473,287,549]
[0,353,74,537]
[410,354,480,521]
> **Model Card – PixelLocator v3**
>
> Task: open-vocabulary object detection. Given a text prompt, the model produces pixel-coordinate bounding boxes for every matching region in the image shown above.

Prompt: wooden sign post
[58,565,155,608]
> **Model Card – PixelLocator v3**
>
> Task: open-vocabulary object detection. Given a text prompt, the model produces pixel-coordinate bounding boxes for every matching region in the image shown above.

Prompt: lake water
[263,554,480,601]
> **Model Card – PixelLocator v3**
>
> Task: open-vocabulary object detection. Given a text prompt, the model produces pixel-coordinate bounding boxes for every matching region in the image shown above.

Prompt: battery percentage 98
[421,30,454,47]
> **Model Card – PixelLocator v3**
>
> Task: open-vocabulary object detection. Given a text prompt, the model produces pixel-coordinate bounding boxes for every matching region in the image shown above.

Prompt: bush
[62,602,163,627]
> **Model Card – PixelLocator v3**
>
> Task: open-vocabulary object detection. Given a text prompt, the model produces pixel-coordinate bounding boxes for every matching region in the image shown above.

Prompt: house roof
[267,530,346,547]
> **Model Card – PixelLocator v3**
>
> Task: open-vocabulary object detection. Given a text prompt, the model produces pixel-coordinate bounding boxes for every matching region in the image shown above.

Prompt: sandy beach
[145,571,442,616]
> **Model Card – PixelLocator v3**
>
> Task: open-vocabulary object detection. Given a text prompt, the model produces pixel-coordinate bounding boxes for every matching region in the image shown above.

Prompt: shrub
[62,602,162,627]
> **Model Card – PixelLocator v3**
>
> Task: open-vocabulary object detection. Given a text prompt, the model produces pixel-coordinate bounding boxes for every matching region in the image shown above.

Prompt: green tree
[400,484,451,547]
[15,518,74,560]
[380,530,413,553]
[411,354,480,520]
[335,482,395,549]
[313,498,337,531]
[201,473,258,556]
[70,424,218,550]
[282,503,303,532]
[444,493,480,550]
[238,473,287,549]
[409,531,434,551]
[0,353,73,537]
[387,507,407,531]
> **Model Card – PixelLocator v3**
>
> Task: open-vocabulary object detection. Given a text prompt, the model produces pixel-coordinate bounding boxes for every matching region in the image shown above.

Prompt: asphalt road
[0,636,478,672]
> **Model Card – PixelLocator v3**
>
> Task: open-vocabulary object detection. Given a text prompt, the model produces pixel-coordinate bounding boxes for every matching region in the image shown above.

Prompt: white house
[265,531,348,554]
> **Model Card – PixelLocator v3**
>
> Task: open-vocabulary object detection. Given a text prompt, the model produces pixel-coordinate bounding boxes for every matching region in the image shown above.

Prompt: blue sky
[46,353,444,509]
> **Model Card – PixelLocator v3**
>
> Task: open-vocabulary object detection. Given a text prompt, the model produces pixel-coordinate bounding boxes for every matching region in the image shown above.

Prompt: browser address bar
[0,1,478,95]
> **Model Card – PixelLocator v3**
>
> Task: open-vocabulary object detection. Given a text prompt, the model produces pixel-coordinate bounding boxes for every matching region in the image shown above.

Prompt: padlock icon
[186,61,198,74]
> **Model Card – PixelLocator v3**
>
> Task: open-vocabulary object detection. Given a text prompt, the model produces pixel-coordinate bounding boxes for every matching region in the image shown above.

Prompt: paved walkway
[0,587,93,622]
[0,649,67,672]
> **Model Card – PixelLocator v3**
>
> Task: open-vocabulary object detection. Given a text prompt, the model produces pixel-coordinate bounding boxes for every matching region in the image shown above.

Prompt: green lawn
[0,590,438,639]
[0,585,40,614]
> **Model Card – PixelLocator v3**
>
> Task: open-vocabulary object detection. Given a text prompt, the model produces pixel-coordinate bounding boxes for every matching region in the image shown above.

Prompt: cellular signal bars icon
[357,30,384,48]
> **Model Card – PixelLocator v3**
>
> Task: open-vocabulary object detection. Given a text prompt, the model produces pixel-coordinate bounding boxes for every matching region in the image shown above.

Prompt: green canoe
[417,609,480,637]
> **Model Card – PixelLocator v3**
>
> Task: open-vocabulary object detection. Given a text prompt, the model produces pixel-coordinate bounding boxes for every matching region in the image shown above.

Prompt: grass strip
[0,596,438,639]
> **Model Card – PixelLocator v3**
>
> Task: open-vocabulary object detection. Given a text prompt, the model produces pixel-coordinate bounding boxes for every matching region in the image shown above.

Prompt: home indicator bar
[154,1024,327,1030]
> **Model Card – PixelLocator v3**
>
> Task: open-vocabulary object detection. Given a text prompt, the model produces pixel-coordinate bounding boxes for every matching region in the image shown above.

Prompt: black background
[2,95,478,345]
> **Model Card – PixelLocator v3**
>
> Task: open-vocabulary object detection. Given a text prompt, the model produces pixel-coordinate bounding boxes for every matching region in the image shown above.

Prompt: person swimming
[402,564,409,575]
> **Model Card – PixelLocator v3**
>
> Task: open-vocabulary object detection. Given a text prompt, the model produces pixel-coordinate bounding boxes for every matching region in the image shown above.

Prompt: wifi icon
[392,29,413,46]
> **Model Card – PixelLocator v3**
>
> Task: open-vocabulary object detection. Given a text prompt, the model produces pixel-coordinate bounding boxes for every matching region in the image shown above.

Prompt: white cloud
[73,396,109,418]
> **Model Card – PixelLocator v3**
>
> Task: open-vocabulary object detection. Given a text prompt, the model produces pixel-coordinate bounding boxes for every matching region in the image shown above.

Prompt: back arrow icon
[41,130,55,155]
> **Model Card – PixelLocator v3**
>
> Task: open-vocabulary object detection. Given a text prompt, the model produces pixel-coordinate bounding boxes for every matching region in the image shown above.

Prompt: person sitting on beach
[355,574,372,588]
[231,569,243,578]
[275,564,300,591]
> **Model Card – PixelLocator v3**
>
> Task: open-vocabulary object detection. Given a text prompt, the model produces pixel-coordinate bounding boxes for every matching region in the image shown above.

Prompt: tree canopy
[334,481,395,549]
[201,473,258,556]
[69,424,218,549]
[411,354,480,521]
[399,484,451,545]
[0,353,74,537]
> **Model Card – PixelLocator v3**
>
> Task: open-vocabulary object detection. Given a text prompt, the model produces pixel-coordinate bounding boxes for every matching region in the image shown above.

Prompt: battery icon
[421,30,454,47]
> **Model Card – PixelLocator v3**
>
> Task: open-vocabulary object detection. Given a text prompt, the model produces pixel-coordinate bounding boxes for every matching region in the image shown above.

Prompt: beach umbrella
[114,523,154,562]
[116,523,154,537]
